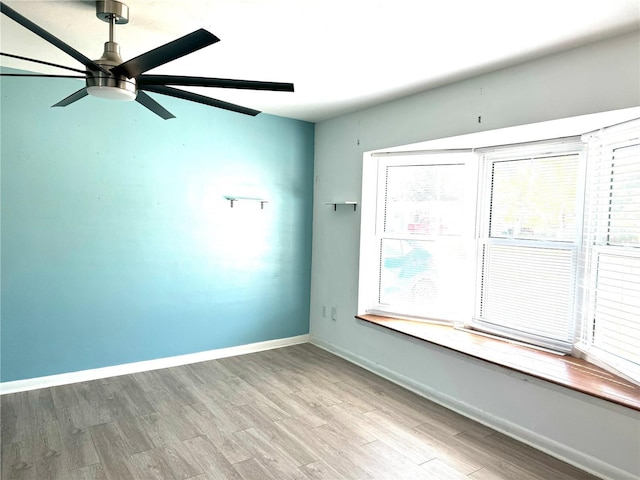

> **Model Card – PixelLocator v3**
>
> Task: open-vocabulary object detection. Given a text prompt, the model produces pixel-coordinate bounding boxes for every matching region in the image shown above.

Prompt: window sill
[356,314,640,412]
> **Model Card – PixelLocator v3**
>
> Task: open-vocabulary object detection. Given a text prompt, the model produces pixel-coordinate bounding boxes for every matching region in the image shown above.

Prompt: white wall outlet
[322,305,327,317]
[331,307,337,321]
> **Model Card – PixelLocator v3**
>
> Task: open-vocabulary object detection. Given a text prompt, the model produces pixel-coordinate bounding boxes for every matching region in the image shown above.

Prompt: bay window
[358,118,640,383]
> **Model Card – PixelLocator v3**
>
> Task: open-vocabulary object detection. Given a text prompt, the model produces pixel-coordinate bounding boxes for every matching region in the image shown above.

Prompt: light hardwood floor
[1,343,599,480]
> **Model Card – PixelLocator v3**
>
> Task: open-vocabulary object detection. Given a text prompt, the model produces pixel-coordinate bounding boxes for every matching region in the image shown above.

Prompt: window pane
[379,238,468,320]
[384,164,465,236]
[582,119,640,382]
[593,253,640,366]
[475,147,580,351]
[607,144,640,246]
[489,155,579,241]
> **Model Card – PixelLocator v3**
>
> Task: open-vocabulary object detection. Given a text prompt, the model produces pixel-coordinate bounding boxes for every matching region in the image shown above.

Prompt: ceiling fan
[0,0,294,119]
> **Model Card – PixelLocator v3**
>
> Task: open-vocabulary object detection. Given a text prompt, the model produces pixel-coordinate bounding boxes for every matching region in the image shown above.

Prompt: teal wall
[0,70,315,382]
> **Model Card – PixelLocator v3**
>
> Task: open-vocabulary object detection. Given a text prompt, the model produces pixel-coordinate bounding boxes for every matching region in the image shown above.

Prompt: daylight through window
[359,118,640,383]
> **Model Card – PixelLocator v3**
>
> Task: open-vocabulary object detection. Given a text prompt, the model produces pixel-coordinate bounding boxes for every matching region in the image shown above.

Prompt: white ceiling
[1,0,639,122]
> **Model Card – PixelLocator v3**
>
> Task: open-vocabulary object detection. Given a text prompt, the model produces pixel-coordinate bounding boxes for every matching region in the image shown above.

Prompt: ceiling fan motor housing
[87,41,136,100]
[87,0,136,101]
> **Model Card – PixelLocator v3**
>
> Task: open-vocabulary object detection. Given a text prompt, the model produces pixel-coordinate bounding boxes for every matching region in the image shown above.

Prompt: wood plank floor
[1,343,600,480]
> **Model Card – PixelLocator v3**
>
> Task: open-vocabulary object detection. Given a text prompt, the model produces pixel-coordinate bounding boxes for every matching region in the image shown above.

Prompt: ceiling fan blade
[140,85,260,116]
[111,29,220,79]
[1,73,86,79]
[135,91,175,120]
[137,75,294,92]
[52,88,88,107]
[1,52,88,74]
[0,2,107,74]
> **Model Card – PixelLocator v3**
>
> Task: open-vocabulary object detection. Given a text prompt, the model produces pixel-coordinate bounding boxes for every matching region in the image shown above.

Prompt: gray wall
[310,31,640,480]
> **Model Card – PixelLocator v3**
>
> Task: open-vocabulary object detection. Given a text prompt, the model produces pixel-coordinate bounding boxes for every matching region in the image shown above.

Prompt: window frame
[577,123,640,383]
[362,150,477,323]
[469,138,586,352]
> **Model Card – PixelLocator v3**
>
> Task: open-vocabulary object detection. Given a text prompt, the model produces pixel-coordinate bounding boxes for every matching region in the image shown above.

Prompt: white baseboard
[310,336,636,480]
[0,334,310,395]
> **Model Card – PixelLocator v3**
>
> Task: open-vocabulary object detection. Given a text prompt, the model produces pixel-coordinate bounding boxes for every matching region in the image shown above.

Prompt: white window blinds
[472,140,583,352]
[581,119,640,378]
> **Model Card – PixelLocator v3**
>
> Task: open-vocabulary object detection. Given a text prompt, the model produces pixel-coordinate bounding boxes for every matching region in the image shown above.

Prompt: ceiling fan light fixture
[86,65,137,101]
[87,85,136,101]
